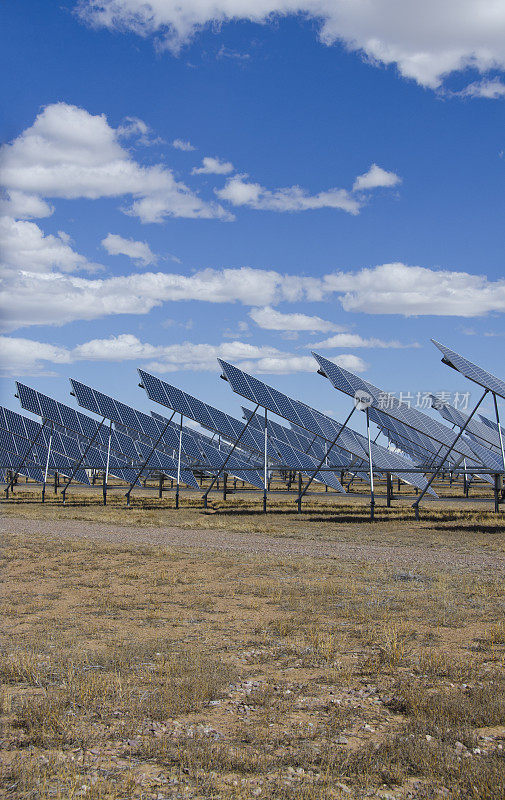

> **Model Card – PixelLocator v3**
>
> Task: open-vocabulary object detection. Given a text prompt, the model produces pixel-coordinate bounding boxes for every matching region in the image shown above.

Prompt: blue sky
[1,0,504,429]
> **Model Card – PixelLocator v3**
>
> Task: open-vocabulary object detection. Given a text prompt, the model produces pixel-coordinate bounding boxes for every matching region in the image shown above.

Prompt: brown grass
[1,499,504,799]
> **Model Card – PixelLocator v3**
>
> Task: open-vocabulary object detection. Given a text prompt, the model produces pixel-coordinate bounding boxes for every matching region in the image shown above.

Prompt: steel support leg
[263,408,268,513]
[175,414,183,510]
[42,424,53,504]
[202,403,260,507]
[125,413,175,506]
[366,408,375,521]
[413,389,488,520]
[295,405,357,507]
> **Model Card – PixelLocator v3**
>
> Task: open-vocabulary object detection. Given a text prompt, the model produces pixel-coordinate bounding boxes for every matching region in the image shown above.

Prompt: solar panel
[0,429,90,485]
[465,437,504,472]
[312,353,475,460]
[271,440,344,492]
[0,450,45,484]
[218,360,436,496]
[15,382,138,460]
[140,372,344,492]
[430,396,501,453]
[133,439,199,488]
[139,370,277,459]
[70,379,180,451]
[478,413,505,438]
[432,340,505,400]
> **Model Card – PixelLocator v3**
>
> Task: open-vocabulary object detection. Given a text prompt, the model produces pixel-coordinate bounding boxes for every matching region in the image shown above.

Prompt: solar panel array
[432,340,505,400]
[70,380,180,451]
[0,405,144,485]
[141,372,350,491]
[312,353,475,460]
[16,383,138,461]
[218,360,436,495]
[0,450,45,484]
[139,369,278,459]
[430,396,501,453]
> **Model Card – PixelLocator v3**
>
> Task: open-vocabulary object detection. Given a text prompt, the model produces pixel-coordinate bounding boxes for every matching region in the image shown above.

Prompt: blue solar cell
[71,381,101,415]
[432,340,505,400]
[16,383,42,416]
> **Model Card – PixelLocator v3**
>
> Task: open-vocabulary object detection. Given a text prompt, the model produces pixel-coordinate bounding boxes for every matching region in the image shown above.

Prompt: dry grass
[1,500,504,799]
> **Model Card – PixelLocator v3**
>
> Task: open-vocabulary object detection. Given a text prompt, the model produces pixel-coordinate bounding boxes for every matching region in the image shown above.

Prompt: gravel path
[2,515,505,574]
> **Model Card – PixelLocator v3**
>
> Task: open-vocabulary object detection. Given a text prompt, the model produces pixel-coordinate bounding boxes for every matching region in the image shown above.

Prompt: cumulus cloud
[312,333,419,349]
[237,354,367,374]
[250,306,341,332]
[216,174,361,214]
[0,102,229,223]
[172,138,195,151]
[458,78,505,99]
[0,336,71,376]
[319,263,505,317]
[102,233,158,266]
[353,164,401,192]
[77,1,505,89]
[2,261,504,334]
[192,156,234,175]
[0,216,97,274]
[1,332,366,376]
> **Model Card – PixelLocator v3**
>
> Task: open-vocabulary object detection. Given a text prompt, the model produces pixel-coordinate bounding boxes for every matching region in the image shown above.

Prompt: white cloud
[320,263,505,316]
[2,332,365,376]
[192,156,234,175]
[0,266,294,332]
[0,336,71,376]
[237,354,367,374]
[172,138,196,151]
[0,216,96,274]
[2,260,504,334]
[353,164,401,192]
[458,78,505,99]
[216,174,361,214]
[0,191,53,219]
[77,1,505,89]
[102,233,158,266]
[250,306,341,332]
[312,333,419,349]
[0,102,228,223]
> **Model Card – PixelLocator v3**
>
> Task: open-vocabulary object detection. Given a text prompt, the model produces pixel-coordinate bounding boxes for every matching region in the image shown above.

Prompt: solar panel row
[218,360,436,495]
[312,353,475,460]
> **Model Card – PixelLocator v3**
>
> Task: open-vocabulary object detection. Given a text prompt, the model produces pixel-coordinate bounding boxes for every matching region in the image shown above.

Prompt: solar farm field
[1,493,504,800]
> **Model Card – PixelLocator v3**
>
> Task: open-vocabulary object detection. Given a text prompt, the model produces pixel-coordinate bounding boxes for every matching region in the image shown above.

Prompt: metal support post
[42,423,53,504]
[386,472,392,508]
[366,408,375,521]
[295,405,356,507]
[297,472,302,513]
[125,412,175,506]
[62,417,106,504]
[175,413,183,510]
[202,403,260,507]
[158,474,163,499]
[494,474,500,513]
[263,408,268,513]
[223,472,227,501]
[54,471,58,493]
[103,421,112,506]
[493,393,505,475]
[413,388,489,520]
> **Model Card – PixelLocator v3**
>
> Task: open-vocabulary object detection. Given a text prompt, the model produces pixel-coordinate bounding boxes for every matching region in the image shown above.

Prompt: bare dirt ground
[1,495,504,799]
[2,515,505,574]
